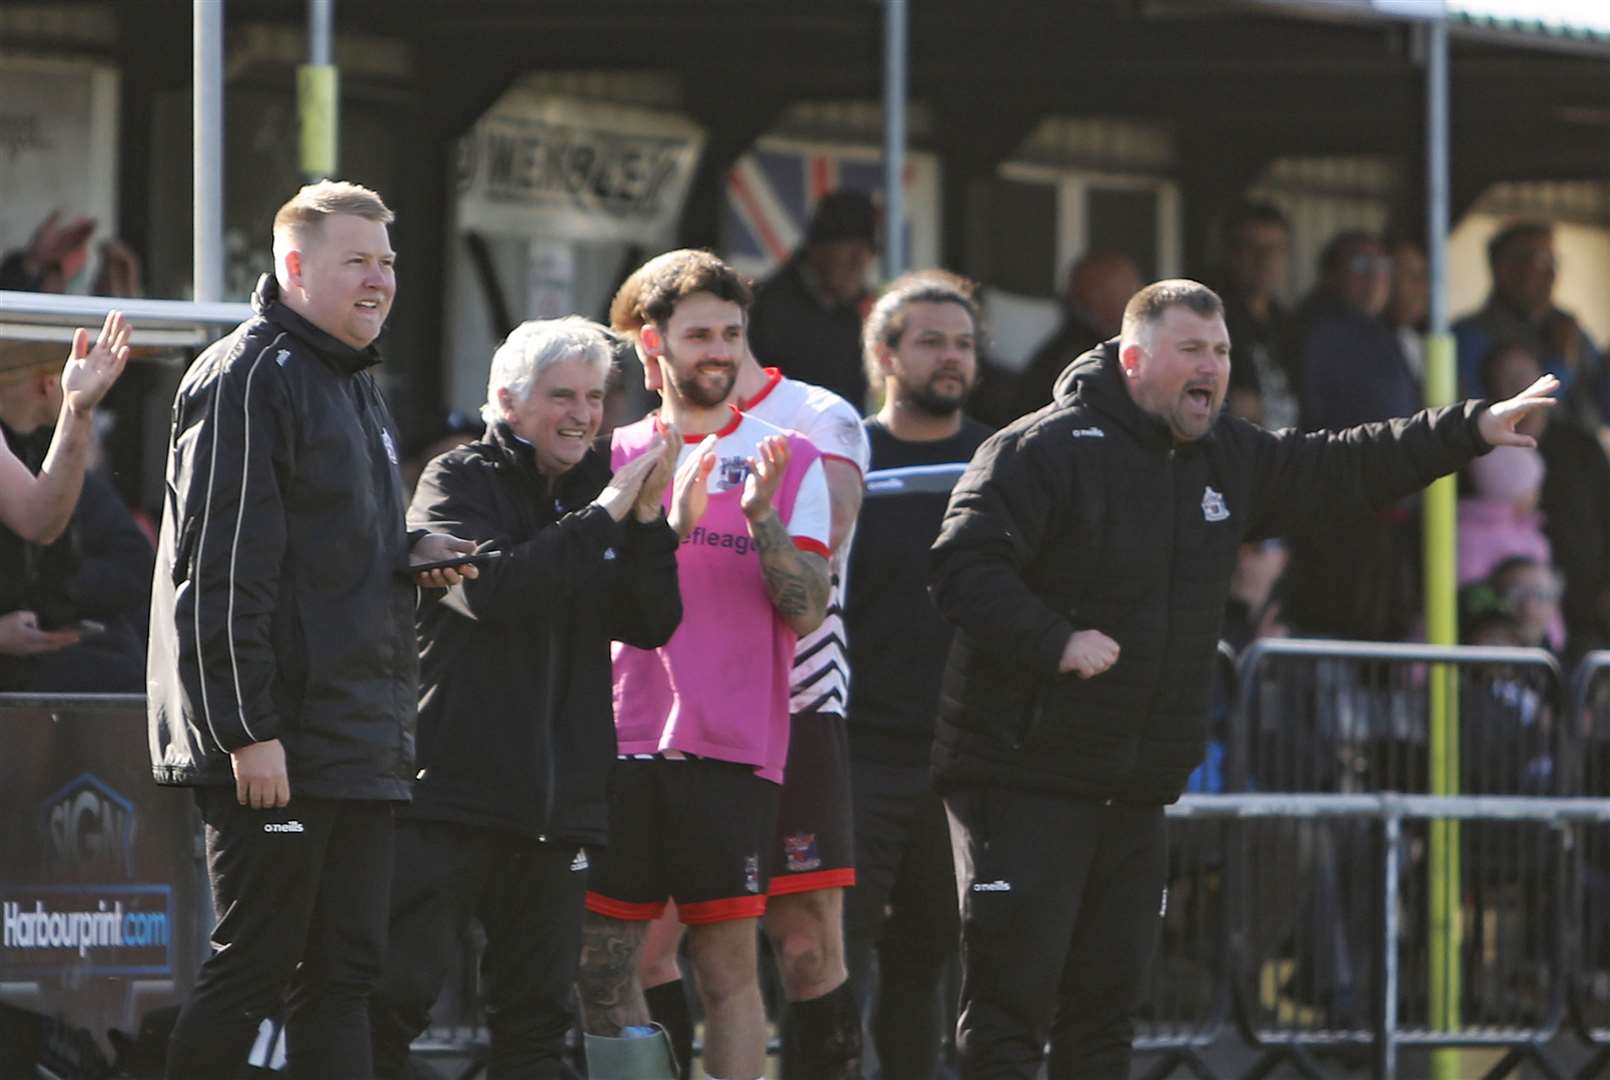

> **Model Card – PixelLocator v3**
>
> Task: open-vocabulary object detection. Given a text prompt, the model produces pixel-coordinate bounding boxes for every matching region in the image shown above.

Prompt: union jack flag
[720,143,913,279]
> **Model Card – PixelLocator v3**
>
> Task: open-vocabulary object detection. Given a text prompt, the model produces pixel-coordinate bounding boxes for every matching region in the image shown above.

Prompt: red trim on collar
[740,368,785,411]
[660,405,743,444]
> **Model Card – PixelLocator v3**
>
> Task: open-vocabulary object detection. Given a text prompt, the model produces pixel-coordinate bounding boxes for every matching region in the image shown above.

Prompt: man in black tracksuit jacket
[927,280,1557,1079]
[148,184,475,1079]
[367,317,683,1078]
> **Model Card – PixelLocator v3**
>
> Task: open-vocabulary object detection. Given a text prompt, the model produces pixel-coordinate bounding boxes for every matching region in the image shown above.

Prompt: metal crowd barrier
[1569,651,1610,1078]
[1170,792,1610,1080]
[1224,639,1571,1079]
[1135,642,1238,1079]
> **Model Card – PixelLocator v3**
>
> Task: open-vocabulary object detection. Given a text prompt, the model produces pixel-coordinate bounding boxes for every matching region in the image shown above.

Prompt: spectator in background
[1385,239,1429,386]
[1283,231,1422,642]
[1457,446,1552,585]
[0,340,152,692]
[1011,250,1140,420]
[1295,230,1418,432]
[1455,221,1608,427]
[749,190,878,413]
[1223,540,1289,654]
[1482,339,1610,658]
[1492,556,1567,655]
[1214,202,1297,428]
[1,209,143,297]
[400,408,484,496]
[1459,580,1555,795]
[845,271,991,1080]
[1,211,95,292]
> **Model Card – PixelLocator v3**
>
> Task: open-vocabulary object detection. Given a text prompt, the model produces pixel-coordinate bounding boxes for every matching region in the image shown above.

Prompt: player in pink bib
[609,406,828,781]
[576,250,831,1080]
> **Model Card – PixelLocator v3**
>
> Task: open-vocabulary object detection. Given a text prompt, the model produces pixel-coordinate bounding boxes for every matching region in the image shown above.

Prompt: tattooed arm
[575,912,651,1035]
[750,510,830,635]
[742,435,831,636]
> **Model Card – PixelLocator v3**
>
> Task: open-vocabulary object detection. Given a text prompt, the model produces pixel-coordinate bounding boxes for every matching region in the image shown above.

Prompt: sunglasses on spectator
[1505,585,1562,603]
[1346,255,1392,274]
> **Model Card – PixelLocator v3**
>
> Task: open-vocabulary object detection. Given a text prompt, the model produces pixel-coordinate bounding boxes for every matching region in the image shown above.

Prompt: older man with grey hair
[368,316,687,1078]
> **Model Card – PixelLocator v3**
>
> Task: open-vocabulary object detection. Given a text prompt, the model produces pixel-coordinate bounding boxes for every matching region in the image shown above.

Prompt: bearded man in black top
[844,271,991,1079]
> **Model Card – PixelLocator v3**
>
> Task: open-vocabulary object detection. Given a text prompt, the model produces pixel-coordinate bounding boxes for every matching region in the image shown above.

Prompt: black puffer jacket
[148,275,419,800]
[405,426,681,845]
[929,341,1490,804]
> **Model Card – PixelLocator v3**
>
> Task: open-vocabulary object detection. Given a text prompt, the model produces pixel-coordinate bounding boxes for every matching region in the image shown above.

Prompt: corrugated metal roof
[1258,1,1610,51]
[1449,2,1610,45]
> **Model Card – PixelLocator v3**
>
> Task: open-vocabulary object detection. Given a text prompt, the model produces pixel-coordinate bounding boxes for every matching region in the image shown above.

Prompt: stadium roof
[1267,0,1610,54]
[1449,0,1610,47]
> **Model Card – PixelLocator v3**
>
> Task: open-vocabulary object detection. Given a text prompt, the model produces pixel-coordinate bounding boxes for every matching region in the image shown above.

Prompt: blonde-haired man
[149,181,474,1078]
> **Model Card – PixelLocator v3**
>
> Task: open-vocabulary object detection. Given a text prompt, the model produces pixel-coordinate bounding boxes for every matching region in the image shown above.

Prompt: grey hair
[482,316,617,424]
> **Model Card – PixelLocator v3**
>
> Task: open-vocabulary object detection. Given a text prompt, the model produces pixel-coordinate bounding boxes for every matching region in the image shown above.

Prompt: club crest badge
[783,832,821,873]
[718,455,751,489]
[1201,486,1229,523]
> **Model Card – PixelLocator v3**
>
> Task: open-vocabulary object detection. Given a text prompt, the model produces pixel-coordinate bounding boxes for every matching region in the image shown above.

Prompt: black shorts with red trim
[767,710,857,896]
[585,756,780,925]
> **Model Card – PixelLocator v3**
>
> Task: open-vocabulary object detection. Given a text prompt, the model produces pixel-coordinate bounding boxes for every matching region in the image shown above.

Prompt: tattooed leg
[576,912,651,1035]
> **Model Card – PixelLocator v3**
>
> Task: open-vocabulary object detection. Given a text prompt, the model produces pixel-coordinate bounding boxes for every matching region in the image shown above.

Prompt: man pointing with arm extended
[929,279,1553,1079]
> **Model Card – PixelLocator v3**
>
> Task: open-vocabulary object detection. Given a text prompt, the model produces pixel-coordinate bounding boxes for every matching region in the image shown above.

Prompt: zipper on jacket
[540,629,560,839]
[1128,448,1176,781]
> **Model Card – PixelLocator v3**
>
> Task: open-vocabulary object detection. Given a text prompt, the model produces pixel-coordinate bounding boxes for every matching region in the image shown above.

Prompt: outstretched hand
[62,310,131,416]
[1478,374,1559,449]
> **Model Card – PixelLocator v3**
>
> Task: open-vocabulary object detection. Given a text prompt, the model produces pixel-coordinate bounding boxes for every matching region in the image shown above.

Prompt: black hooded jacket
[405,426,682,846]
[148,275,419,800]
[929,341,1491,805]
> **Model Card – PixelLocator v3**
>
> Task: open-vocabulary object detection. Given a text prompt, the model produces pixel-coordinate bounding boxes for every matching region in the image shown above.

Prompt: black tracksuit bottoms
[166,788,395,1080]
[844,757,959,1080]
[368,819,589,1080]
[943,786,1167,1080]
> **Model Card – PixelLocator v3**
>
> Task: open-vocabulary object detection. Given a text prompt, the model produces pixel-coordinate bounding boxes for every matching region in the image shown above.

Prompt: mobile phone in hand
[407,550,503,575]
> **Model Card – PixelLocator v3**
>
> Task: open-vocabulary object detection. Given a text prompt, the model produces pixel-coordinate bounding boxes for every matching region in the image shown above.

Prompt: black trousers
[943,787,1166,1080]
[369,819,589,1080]
[167,788,394,1080]
[845,757,959,1080]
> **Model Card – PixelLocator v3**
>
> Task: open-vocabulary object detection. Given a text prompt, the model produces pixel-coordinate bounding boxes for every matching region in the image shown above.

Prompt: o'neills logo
[263,821,305,833]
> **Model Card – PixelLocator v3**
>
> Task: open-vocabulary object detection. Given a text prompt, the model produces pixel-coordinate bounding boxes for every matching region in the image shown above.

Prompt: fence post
[1378,804,1402,1080]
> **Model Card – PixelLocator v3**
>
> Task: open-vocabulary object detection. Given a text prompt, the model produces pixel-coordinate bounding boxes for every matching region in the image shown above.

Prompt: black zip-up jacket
[148,275,418,800]
[929,341,1492,805]
[405,426,682,846]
